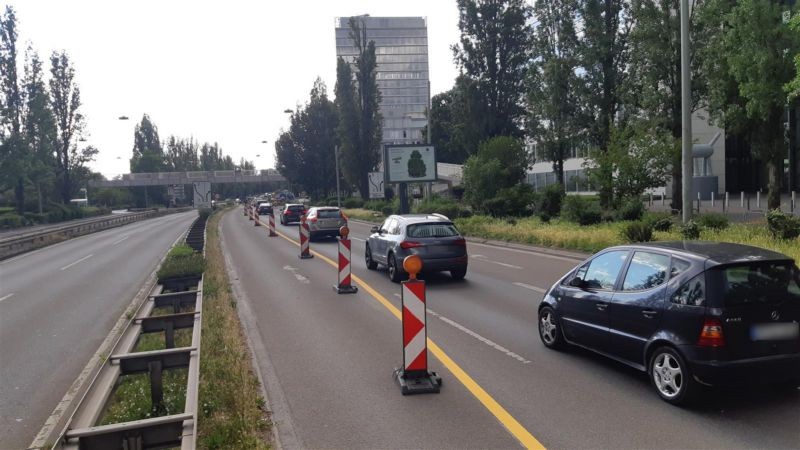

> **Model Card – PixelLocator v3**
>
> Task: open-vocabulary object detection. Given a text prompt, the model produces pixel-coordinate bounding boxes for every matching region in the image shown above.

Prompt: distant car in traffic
[305,206,347,240]
[537,241,800,405]
[280,203,307,225]
[257,203,273,216]
[366,214,468,282]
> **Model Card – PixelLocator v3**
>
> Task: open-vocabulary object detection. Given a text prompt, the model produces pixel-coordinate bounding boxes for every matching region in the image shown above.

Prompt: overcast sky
[6,0,462,178]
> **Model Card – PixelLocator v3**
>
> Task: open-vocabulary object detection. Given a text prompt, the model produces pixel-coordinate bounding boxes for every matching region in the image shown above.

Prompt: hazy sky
[6,0,462,178]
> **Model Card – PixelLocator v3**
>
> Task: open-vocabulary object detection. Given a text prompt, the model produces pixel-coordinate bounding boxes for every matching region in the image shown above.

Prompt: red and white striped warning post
[268,211,277,236]
[248,205,254,220]
[253,207,261,226]
[334,226,358,294]
[243,204,248,216]
[394,255,441,395]
[298,215,314,259]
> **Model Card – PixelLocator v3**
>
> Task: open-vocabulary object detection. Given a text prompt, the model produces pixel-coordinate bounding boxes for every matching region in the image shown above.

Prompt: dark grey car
[365,214,468,282]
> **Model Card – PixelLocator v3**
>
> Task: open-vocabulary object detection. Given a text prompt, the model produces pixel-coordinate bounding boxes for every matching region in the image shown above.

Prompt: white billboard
[368,172,385,199]
[384,145,437,183]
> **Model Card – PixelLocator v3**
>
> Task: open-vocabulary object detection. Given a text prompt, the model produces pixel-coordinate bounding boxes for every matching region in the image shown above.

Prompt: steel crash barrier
[41,212,209,450]
[0,208,191,260]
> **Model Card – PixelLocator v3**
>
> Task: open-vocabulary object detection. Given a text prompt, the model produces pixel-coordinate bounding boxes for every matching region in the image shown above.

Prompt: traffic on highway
[239,199,800,448]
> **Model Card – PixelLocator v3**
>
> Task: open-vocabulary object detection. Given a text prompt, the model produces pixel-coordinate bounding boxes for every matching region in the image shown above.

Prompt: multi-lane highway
[223,208,800,449]
[0,211,196,449]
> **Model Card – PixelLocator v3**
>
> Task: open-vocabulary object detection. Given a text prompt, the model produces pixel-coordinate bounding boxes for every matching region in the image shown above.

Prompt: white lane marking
[469,241,583,263]
[0,293,15,303]
[112,235,129,245]
[282,265,310,284]
[513,282,548,294]
[391,290,530,364]
[59,254,93,271]
[471,254,523,270]
[351,237,365,242]
[427,309,531,364]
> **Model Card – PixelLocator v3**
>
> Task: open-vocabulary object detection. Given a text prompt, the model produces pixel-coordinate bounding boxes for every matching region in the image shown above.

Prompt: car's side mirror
[370,226,379,234]
[569,277,586,288]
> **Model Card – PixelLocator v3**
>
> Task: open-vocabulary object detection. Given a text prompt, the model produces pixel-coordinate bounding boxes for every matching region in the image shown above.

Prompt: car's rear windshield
[317,209,341,218]
[288,205,305,211]
[406,223,459,238]
[711,262,800,306]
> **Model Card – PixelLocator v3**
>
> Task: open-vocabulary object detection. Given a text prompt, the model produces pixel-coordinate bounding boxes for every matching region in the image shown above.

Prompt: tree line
[0,6,96,214]
[434,0,799,212]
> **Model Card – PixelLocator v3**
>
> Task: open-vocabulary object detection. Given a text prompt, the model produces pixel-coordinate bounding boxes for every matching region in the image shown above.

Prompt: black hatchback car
[538,241,800,405]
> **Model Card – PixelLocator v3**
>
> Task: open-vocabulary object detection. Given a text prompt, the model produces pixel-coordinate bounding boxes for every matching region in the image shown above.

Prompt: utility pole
[335,145,341,208]
[680,0,693,223]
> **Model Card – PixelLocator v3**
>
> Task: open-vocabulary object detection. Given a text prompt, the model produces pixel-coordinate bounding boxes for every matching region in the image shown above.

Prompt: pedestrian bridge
[89,169,286,187]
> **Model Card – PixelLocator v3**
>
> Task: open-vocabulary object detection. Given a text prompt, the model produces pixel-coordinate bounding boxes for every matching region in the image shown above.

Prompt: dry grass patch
[198,208,270,449]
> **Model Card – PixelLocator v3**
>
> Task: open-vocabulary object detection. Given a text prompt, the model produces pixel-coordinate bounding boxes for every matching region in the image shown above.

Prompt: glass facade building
[335,16,430,145]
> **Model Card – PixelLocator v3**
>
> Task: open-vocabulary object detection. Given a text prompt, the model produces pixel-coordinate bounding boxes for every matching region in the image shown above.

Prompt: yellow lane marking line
[273,229,545,449]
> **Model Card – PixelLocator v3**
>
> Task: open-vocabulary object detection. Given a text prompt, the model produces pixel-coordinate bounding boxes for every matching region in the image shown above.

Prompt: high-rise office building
[335,16,430,145]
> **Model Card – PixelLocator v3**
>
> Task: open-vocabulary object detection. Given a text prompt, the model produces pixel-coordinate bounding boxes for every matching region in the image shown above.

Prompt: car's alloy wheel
[365,244,377,270]
[538,306,564,349]
[388,254,402,282]
[649,347,696,405]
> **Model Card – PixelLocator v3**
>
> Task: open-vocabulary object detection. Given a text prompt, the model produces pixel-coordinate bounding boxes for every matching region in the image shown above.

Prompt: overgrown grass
[100,369,188,425]
[133,328,193,352]
[343,207,386,222]
[157,251,205,282]
[454,215,800,262]
[198,208,270,449]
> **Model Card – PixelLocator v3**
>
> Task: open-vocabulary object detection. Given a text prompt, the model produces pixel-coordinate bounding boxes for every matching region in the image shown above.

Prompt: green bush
[381,205,395,216]
[458,208,473,219]
[561,195,602,225]
[343,197,364,209]
[617,199,645,221]
[482,184,536,217]
[157,250,205,282]
[537,184,564,218]
[696,213,729,230]
[198,208,213,220]
[621,221,654,242]
[0,214,24,228]
[644,212,673,231]
[766,209,800,240]
[413,197,462,219]
[680,220,701,240]
[363,200,388,212]
[169,244,196,258]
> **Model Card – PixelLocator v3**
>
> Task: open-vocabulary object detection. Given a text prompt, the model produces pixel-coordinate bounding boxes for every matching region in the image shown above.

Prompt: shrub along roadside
[157,246,206,282]
[198,209,270,449]
[454,215,800,263]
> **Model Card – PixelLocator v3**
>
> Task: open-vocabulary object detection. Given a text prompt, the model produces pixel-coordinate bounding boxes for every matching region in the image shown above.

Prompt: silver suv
[366,214,468,282]
[306,206,347,240]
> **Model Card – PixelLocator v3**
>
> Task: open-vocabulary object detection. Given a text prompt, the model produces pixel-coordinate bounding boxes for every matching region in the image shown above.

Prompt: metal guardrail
[45,213,209,450]
[0,208,191,260]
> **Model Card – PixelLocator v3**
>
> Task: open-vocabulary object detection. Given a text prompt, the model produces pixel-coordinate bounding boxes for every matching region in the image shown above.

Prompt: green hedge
[157,246,205,282]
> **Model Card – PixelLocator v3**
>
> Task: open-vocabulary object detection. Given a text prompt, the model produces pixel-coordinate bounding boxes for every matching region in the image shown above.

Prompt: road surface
[0,211,196,449]
[222,208,800,449]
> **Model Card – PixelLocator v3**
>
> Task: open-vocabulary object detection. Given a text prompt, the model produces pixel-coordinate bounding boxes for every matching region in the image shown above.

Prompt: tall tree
[335,17,382,200]
[22,46,57,213]
[50,51,92,203]
[429,75,488,163]
[453,0,532,139]
[699,0,799,209]
[130,114,164,173]
[0,5,26,213]
[787,13,800,101]
[578,0,632,207]
[527,0,582,187]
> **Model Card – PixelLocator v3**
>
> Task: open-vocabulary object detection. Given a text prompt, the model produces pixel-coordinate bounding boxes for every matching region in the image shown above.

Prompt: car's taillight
[400,241,424,249]
[698,317,725,347]
[453,238,466,246]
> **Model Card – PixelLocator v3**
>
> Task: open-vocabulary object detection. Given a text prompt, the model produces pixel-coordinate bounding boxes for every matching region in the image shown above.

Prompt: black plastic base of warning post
[333,285,358,294]
[393,368,442,395]
[254,220,260,226]
[299,253,314,259]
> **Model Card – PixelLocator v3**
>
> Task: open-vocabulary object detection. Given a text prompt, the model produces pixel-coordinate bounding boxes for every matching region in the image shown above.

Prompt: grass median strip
[198,209,270,449]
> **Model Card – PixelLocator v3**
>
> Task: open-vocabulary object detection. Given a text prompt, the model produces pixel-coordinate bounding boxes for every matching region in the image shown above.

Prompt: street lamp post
[335,145,341,208]
[680,0,693,223]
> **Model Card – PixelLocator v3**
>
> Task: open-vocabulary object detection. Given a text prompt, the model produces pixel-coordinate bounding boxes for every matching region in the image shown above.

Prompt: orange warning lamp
[403,255,423,280]
[340,226,350,239]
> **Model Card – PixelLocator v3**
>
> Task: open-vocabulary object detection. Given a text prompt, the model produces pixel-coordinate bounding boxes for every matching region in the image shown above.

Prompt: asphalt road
[0,211,196,449]
[224,208,800,449]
